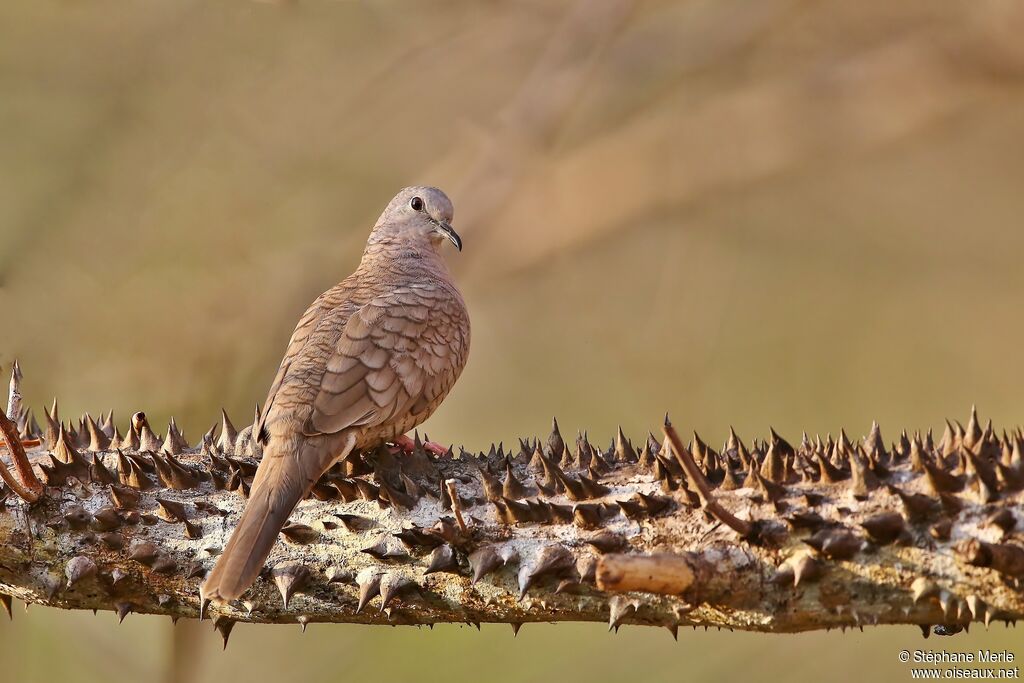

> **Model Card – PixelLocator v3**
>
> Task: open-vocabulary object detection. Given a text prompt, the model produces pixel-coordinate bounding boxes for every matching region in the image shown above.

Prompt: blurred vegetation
[2,0,1024,681]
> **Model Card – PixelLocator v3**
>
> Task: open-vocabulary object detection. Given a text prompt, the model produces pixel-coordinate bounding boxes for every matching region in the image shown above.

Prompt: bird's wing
[256,287,355,443]
[307,283,469,437]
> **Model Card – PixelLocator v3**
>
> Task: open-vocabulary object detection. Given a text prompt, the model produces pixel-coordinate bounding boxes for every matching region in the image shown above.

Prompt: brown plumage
[201,187,470,604]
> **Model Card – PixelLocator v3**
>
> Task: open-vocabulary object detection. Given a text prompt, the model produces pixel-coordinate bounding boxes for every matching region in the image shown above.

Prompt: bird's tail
[201,433,351,604]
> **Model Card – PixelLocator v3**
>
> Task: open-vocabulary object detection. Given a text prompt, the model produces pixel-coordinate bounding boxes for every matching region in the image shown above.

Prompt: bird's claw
[390,434,449,456]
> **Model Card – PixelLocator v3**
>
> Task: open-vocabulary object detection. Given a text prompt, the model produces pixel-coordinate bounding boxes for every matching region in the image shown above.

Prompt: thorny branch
[0,363,1022,647]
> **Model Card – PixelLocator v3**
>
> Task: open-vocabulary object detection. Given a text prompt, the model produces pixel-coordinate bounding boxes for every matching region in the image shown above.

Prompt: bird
[201,186,470,605]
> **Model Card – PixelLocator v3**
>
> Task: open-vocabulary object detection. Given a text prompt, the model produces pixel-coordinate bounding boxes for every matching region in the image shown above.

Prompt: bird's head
[368,186,462,254]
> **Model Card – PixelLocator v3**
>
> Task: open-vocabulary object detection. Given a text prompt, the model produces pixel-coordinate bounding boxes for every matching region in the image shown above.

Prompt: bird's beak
[434,220,462,252]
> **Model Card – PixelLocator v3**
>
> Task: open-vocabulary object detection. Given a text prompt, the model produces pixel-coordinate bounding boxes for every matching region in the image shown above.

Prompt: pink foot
[391,434,449,456]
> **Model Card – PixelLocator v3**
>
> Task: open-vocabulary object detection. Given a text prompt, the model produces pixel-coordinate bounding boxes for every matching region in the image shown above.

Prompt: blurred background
[2,0,1024,681]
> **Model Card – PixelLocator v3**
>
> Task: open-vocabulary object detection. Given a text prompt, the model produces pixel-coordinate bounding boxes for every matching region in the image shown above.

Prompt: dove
[201,186,470,604]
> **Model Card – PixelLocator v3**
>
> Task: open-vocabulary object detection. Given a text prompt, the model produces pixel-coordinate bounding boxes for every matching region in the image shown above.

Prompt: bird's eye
[410,197,424,211]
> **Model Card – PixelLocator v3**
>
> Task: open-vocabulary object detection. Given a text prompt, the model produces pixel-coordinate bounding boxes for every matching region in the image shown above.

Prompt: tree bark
[0,403,1021,644]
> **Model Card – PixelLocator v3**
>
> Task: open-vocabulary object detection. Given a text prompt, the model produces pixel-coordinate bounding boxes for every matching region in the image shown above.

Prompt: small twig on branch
[596,552,708,596]
[0,407,43,502]
[662,417,752,538]
[444,478,468,532]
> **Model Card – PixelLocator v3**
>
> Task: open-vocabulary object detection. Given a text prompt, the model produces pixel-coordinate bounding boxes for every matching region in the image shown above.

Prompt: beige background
[1,1,1023,681]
